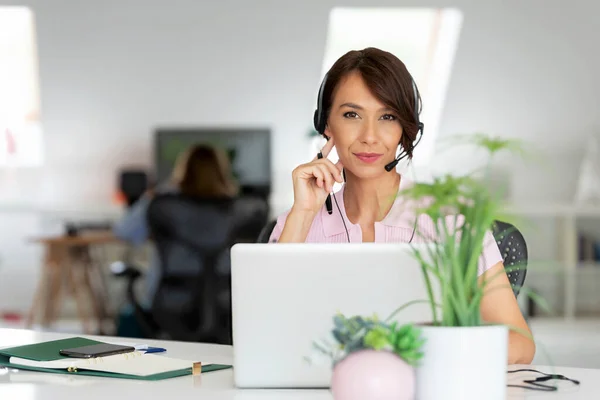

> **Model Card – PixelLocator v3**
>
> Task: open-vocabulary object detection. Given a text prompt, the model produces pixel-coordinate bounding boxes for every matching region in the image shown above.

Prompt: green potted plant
[394,134,542,400]
[310,313,425,400]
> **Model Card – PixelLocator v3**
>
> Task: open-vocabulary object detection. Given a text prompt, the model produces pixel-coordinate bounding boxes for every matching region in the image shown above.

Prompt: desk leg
[86,247,113,335]
[75,246,110,334]
[93,245,113,323]
[65,258,93,334]
[25,257,51,328]
[47,245,75,325]
[46,261,65,325]
[26,244,63,328]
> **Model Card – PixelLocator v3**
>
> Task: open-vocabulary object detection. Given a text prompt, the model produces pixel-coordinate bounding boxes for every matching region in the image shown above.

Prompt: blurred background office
[1,0,599,366]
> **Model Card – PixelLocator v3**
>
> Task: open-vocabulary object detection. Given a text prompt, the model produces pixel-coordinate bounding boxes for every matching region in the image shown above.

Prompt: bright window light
[0,6,43,167]
[318,7,463,169]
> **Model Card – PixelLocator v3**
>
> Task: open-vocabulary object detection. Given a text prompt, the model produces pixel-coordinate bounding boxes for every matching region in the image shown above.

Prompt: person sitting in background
[113,144,239,305]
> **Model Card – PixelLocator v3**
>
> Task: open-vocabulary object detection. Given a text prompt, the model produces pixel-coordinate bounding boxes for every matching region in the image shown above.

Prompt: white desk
[0,328,595,399]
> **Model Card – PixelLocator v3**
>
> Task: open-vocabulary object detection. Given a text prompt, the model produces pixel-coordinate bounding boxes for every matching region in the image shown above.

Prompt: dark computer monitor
[153,127,271,197]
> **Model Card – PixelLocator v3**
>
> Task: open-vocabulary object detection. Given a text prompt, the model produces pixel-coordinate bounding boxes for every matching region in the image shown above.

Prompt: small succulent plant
[311,313,425,367]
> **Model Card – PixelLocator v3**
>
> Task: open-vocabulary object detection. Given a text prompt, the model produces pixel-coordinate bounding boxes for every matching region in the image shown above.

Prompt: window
[316,7,463,168]
[0,6,43,167]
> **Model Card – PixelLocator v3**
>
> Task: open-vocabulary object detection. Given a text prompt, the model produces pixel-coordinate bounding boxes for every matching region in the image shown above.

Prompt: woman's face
[324,71,403,180]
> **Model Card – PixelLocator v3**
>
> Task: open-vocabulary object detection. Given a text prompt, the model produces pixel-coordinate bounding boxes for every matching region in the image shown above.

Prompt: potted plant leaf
[394,134,543,400]
[309,313,425,400]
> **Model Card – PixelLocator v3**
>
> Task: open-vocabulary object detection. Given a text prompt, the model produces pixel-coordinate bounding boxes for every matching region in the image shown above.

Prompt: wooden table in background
[26,231,121,334]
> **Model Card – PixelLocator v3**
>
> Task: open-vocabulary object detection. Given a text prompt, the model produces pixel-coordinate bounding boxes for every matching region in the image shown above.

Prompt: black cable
[507,368,580,392]
[317,151,333,214]
[332,190,350,243]
[409,215,417,243]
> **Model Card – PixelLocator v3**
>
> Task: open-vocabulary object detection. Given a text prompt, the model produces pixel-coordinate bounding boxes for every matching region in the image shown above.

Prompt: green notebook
[0,337,231,381]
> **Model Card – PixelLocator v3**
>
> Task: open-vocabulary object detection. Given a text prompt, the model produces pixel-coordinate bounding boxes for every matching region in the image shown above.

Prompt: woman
[269,47,535,364]
[113,144,239,304]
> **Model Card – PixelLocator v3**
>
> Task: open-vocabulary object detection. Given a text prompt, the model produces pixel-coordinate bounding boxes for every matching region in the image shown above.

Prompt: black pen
[317,152,333,215]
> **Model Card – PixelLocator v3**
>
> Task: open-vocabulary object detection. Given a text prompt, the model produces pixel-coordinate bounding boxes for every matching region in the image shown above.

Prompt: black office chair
[491,220,528,297]
[112,193,237,344]
[256,219,527,297]
[257,219,278,244]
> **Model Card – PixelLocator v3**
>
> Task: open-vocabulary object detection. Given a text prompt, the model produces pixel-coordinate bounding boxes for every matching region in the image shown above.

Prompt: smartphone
[59,343,135,358]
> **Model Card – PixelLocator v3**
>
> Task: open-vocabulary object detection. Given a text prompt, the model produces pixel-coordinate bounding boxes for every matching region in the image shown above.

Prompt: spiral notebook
[10,352,196,376]
[0,337,231,381]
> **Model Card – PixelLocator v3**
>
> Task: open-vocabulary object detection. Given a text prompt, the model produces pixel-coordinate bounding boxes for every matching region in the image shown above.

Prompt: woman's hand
[291,138,344,214]
[277,139,344,243]
[479,262,536,364]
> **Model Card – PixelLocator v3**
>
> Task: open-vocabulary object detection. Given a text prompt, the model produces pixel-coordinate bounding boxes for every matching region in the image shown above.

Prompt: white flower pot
[415,325,508,400]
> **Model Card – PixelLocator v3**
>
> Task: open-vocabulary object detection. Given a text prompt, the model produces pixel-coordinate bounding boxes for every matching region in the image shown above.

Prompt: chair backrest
[256,219,277,243]
[147,193,236,343]
[491,220,528,297]
[257,219,528,297]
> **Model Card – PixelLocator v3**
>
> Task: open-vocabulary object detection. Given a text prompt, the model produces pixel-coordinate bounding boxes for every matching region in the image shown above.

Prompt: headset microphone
[384,122,424,172]
[384,157,401,172]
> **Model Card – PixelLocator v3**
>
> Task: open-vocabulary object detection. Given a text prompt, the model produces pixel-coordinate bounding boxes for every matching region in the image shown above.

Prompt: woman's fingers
[320,136,336,158]
[311,166,325,189]
[298,153,345,193]
[312,137,334,161]
[300,163,338,193]
[316,164,336,193]
[321,160,343,184]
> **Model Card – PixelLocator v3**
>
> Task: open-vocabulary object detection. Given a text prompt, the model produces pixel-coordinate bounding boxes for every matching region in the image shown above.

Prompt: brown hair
[321,47,421,159]
[171,144,238,198]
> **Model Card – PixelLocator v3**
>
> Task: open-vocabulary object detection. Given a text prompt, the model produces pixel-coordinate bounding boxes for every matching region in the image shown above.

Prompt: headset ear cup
[313,109,320,133]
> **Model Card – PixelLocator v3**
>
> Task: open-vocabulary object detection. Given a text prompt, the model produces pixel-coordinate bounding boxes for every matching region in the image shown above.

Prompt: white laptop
[230,243,436,389]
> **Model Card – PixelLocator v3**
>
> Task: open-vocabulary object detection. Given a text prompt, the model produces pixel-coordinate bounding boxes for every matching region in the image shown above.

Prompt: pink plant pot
[330,349,415,400]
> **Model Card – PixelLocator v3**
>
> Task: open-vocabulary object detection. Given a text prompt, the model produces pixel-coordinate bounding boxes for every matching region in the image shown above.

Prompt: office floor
[0,316,597,369]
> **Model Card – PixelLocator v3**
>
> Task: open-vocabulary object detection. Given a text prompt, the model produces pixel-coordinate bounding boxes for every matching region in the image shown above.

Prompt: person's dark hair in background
[171,144,239,199]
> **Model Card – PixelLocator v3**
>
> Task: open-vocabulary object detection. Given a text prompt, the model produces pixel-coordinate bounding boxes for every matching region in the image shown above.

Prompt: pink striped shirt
[268,177,503,276]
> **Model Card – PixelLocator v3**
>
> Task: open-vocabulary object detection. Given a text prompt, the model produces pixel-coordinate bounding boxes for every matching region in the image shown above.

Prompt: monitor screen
[154,127,271,195]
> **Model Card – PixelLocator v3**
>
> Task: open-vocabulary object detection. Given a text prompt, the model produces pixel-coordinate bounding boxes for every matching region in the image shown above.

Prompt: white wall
[0,0,597,214]
[1,0,600,314]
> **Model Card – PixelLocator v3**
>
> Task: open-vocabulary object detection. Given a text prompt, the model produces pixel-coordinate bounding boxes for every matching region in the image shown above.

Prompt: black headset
[312,72,425,172]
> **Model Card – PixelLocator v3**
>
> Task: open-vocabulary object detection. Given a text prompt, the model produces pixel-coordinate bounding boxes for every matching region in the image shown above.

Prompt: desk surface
[30,231,118,246]
[0,328,594,399]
